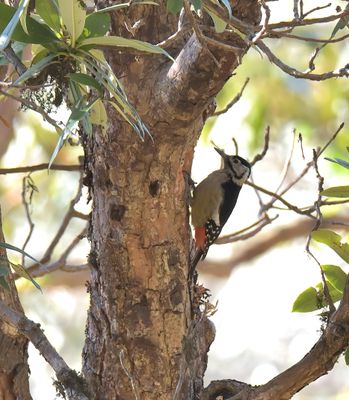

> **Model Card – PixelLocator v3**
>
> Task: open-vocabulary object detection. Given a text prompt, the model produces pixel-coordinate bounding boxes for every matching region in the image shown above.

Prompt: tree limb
[0,300,90,400]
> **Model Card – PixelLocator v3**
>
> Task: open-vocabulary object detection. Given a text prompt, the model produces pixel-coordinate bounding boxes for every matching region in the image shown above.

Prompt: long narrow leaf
[48,99,97,168]
[9,261,42,292]
[19,0,30,34]
[0,0,30,50]
[0,241,40,263]
[36,0,61,34]
[14,53,58,85]
[79,35,174,61]
[94,1,159,14]
[325,157,349,170]
[218,0,232,18]
[68,72,103,95]
[0,3,57,45]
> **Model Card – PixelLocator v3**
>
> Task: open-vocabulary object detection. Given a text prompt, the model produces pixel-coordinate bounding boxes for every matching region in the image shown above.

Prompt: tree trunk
[0,207,32,400]
[82,1,261,399]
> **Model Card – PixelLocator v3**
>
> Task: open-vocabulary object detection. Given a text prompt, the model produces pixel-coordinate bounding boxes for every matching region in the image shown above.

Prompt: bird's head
[214,147,251,186]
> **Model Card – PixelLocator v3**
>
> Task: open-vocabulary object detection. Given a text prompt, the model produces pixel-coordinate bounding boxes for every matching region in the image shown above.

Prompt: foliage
[0,242,41,290]
[166,0,231,34]
[292,166,349,363]
[0,0,173,164]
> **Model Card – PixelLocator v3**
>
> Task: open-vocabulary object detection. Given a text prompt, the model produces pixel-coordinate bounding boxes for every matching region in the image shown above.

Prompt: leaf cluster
[0,0,172,166]
[292,153,349,363]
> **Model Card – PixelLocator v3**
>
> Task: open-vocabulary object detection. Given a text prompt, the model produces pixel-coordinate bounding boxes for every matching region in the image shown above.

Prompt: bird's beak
[214,146,228,160]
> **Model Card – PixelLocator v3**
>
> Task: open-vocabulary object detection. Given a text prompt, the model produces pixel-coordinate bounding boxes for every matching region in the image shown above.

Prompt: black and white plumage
[190,147,251,276]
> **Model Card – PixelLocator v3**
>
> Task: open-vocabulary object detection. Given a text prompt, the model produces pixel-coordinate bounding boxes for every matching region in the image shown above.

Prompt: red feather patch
[195,227,206,250]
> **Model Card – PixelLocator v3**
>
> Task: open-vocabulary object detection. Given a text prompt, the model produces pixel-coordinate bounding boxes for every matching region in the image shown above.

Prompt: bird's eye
[233,159,239,164]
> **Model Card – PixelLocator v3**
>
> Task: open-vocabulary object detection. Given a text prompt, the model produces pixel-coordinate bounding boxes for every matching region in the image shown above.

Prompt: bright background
[1,1,349,399]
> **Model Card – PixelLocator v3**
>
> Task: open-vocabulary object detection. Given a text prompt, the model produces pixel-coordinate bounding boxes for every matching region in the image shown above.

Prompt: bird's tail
[189,248,203,280]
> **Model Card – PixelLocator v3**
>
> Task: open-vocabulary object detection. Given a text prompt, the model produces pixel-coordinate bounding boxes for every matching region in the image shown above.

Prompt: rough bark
[82,1,261,399]
[0,207,32,400]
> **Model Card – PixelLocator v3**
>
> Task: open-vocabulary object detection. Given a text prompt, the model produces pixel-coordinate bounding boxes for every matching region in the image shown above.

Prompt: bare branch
[267,9,349,30]
[216,214,278,244]
[0,88,63,130]
[40,175,85,264]
[305,149,335,314]
[211,78,250,117]
[256,41,349,80]
[302,3,332,19]
[0,163,82,174]
[251,126,270,166]
[0,300,89,400]
[21,175,37,266]
[234,275,349,400]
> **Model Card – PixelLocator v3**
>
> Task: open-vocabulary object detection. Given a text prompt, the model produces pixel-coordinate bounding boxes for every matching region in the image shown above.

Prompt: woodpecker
[190,147,251,275]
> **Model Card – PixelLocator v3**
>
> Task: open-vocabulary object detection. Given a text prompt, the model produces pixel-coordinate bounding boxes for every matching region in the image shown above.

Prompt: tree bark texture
[82,1,261,399]
[0,207,32,400]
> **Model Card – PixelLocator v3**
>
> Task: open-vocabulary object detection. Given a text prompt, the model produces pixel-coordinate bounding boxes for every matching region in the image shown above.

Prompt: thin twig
[0,88,63,130]
[252,0,271,43]
[0,164,82,174]
[217,214,278,244]
[274,129,297,195]
[251,126,270,166]
[21,175,37,266]
[305,150,335,315]
[293,0,300,20]
[40,174,85,265]
[302,3,332,19]
[212,78,250,117]
[247,180,316,218]
[256,41,349,81]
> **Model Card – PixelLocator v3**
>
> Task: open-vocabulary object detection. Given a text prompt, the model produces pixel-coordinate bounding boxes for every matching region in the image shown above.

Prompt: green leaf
[322,264,347,293]
[95,1,159,14]
[219,0,232,18]
[326,280,343,303]
[9,261,42,292]
[19,0,30,34]
[0,3,57,45]
[79,35,174,61]
[205,8,227,33]
[345,346,349,365]
[89,99,108,134]
[14,53,58,85]
[190,0,202,12]
[49,99,97,168]
[321,186,349,198]
[292,286,319,312]
[68,72,103,95]
[0,241,40,263]
[36,0,61,34]
[81,12,110,39]
[0,41,26,65]
[325,157,349,170]
[331,3,349,38]
[166,0,182,13]
[58,0,86,47]
[311,229,349,264]
[0,0,30,50]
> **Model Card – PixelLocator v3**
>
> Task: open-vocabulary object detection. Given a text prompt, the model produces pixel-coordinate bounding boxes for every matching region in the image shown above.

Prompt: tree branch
[0,164,82,174]
[0,300,90,400]
[202,275,349,400]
